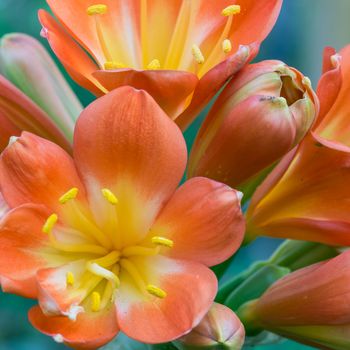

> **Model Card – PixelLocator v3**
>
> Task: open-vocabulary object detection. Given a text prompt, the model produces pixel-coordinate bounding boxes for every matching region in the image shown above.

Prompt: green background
[1,0,350,349]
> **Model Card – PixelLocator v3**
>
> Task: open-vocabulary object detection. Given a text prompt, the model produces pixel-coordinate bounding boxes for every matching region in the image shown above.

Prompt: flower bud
[243,251,350,349]
[188,60,318,194]
[0,33,83,140]
[175,303,245,350]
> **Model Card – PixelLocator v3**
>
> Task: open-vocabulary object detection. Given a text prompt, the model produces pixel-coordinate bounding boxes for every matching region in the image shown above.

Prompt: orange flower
[245,45,350,246]
[0,75,71,153]
[188,60,318,193]
[0,87,245,349]
[247,251,350,349]
[38,0,282,128]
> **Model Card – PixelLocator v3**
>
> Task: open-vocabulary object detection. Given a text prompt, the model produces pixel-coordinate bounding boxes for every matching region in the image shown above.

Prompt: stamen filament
[59,187,79,204]
[101,265,120,308]
[140,0,149,66]
[122,246,160,257]
[87,262,120,287]
[42,213,58,234]
[91,291,101,312]
[146,284,167,299]
[120,258,146,292]
[151,236,174,248]
[66,271,75,287]
[90,251,120,267]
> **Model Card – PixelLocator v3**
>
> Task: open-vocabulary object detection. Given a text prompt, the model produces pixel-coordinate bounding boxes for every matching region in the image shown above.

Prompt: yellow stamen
[104,61,126,70]
[66,271,75,287]
[101,188,119,205]
[122,246,160,257]
[91,291,101,312]
[59,188,79,204]
[192,45,205,64]
[146,284,167,299]
[42,214,58,234]
[222,5,241,16]
[147,59,161,70]
[87,262,120,287]
[151,236,174,248]
[90,251,120,267]
[86,4,108,16]
[120,259,146,291]
[222,39,232,53]
[101,265,120,308]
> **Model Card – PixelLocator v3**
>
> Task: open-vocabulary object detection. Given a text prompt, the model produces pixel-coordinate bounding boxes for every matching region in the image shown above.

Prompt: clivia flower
[245,45,350,246]
[0,87,245,349]
[38,0,282,128]
[188,60,318,192]
[243,250,350,350]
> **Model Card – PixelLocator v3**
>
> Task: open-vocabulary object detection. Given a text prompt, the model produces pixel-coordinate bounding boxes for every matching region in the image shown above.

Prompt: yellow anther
[42,214,58,234]
[222,39,232,53]
[66,271,75,287]
[146,285,167,299]
[147,59,161,70]
[151,236,174,248]
[59,187,79,204]
[87,4,108,16]
[91,291,101,312]
[101,188,118,205]
[222,5,241,16]
[104,61,126,70]
[192,45,205,64]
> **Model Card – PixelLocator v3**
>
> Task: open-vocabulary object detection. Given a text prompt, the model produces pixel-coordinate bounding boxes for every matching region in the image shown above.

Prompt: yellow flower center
[42,187,173,313]
[85,2,240,76]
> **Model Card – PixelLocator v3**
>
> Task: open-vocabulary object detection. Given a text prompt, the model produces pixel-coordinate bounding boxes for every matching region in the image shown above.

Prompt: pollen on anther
[101,188,119,205]
[222,5,241,16]
[151,236,174,248]
[192,45,205,64]
[66,271,75,287]
[91,291,101,312]
[104,61,126,70]
[87,4,108,15]
[146,284,167,299]
[59,187,79,204]
[147,59,161,70]
[222,39,232,53]
[42,213,58,234]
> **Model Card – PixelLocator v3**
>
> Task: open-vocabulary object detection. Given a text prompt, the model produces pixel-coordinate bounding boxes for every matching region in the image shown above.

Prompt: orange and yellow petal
[152,177,245,267]
[116,255,217,343]
[93,69,198,119]
[0,132,86,211]
[0,204,50,290]
[38,10,105,96]
[73,87,187,243]
[1,275,38,299]
[29,305,119,350]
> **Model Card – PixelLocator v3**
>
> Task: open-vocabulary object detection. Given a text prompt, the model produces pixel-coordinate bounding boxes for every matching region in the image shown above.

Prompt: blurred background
[1,0,350,349]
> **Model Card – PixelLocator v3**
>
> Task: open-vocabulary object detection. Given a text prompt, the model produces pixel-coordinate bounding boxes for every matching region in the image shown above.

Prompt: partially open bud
[188,60,318,196]
[0,33,83,140]
[175,303,245,350]
[241,251,350,349]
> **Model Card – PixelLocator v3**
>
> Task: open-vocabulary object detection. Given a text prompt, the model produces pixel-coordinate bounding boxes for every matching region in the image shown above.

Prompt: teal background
[1,0,350,349]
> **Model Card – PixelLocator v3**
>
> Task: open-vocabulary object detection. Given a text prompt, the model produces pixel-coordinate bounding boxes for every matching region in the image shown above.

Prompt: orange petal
[152,177,244,266]
[189,94,296,189]
[93,69,198,119]
[0,75,71,152]
[1,275,38,299]
[256,251,350,326]
[116,256,217,343]
[0,204,50,293]
[314,44,350,145]
[29,305,119,350]
[0,132,86,211]
[247,133,350,245]
[176,43,258,130]
[38,10,105,96]
[74,87,187,241]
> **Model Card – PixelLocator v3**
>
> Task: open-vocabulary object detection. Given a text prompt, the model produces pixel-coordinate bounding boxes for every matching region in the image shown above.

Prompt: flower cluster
[0,1,349,350]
